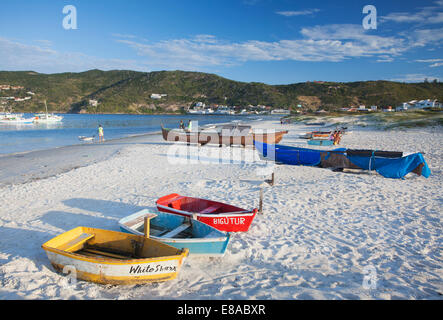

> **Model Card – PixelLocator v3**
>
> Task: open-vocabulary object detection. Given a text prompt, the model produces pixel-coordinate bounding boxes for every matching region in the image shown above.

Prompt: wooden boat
[312,133,331,138]
[119,209,230,257]
[42,226,188,285]
[308,139,334,146]
[156,194,257,232]
[161,124,288,147]
[299,131,331,139]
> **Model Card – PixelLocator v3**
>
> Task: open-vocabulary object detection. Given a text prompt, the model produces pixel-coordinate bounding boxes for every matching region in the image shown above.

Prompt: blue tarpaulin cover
[346,152,431,179]
[254,140,431,179]
[255,140,324,166]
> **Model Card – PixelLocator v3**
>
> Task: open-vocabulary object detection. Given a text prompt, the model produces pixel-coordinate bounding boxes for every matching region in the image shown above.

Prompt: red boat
[156,194,257,232]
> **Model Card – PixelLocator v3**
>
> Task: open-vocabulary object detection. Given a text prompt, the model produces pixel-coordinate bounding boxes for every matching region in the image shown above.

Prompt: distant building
[396,103,410,112]
[271,109,290,115]
[370,105,378,111]
[382,106,393,112]
[89,99,98,107]
[151,93,167,100]
[412,99,438,109]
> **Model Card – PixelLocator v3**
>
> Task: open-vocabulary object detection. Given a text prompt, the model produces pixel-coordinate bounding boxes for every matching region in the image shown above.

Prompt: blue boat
[118,209,230,257]
[307,139,334,146]
[254,140,431,179]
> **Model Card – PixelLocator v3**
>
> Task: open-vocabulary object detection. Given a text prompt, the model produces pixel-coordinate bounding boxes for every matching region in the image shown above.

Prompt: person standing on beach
[98,124,104,143]
[187,120,192,132]
[179,120,185,130]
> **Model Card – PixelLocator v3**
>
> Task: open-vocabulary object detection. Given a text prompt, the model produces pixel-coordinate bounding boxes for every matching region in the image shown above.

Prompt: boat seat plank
[124,213,157,228]
[160,223,191,238]
[58,233,95,252]
[199,205,222,214]
[81,248,130,260]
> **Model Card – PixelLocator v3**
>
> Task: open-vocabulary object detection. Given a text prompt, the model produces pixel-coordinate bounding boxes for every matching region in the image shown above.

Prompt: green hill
[0,70,441,114]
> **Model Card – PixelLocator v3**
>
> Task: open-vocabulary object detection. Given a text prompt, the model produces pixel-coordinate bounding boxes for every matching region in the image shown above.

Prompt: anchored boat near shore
[0,112,34,124]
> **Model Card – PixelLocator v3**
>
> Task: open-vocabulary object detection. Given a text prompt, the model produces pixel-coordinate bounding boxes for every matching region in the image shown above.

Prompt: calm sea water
[0,113,269,155]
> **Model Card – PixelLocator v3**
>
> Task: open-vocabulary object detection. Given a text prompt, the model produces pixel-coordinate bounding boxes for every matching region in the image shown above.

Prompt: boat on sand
[42,226,188,285]
[156,193,257,232]
[119,209,230,257]
[161,124,288,147]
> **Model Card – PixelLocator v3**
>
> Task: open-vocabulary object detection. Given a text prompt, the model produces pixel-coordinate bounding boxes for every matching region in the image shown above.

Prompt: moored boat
[156,193,257,232]
[119,209,230,257]
[42,226,188,285]
[33,101,63,123]
[0,113,34,124]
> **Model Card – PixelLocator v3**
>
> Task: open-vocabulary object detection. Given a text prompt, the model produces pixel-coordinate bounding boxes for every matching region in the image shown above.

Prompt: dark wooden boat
[161,124,288,147]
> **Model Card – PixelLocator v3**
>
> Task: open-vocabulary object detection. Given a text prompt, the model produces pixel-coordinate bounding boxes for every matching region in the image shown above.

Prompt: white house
[370,105,378,111]
[413,99,438,109]
[89,99,98,107]
[151,93,167,100]
[271,109,290,115]
[396,103,410,112]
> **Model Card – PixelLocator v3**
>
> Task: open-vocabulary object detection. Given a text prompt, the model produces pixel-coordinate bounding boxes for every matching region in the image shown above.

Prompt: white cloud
[0,37,145,73]
[415,58,443,63]
[415,58,443,67]
[276,9,320,17]
[381,1,443,25]
[114,25,413,70]
[389,73,440,82]
[111,33,138,39]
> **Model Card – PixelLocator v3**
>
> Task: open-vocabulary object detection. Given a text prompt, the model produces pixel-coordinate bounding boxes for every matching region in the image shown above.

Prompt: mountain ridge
[0,69,441,114]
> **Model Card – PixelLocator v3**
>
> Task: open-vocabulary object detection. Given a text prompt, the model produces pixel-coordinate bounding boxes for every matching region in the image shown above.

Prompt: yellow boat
[42,223,189,285]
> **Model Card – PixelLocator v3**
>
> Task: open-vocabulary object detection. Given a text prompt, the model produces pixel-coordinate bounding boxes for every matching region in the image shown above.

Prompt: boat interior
[46,227,183,260]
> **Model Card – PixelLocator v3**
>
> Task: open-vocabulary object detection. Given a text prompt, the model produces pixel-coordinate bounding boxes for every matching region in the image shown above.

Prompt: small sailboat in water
[33,101,63,123]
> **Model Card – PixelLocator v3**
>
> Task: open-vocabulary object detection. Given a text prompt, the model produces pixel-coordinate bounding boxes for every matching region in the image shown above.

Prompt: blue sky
[0,0,442,84]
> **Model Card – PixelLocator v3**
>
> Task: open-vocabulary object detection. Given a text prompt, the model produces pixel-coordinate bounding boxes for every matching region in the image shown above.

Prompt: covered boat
[119,209,230,257]
[156,194,257,232]
[42,226,188,285]
[254,140,431,179]
[161,124,288,147]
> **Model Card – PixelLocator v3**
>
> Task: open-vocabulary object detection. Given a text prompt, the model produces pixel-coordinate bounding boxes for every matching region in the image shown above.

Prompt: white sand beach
[0,119,441,300]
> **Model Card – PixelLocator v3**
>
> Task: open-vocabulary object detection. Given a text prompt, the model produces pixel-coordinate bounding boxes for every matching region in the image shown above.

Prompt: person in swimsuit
[98,124,104,143]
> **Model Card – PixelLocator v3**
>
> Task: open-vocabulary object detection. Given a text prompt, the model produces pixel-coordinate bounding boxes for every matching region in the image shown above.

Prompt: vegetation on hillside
[0,70,442,114]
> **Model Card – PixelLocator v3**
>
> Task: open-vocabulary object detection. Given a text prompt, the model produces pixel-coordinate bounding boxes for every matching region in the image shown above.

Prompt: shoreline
[0,130,163,187]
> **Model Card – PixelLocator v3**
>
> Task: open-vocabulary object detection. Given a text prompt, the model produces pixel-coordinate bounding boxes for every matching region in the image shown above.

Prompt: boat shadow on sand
[62,198,147,218]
